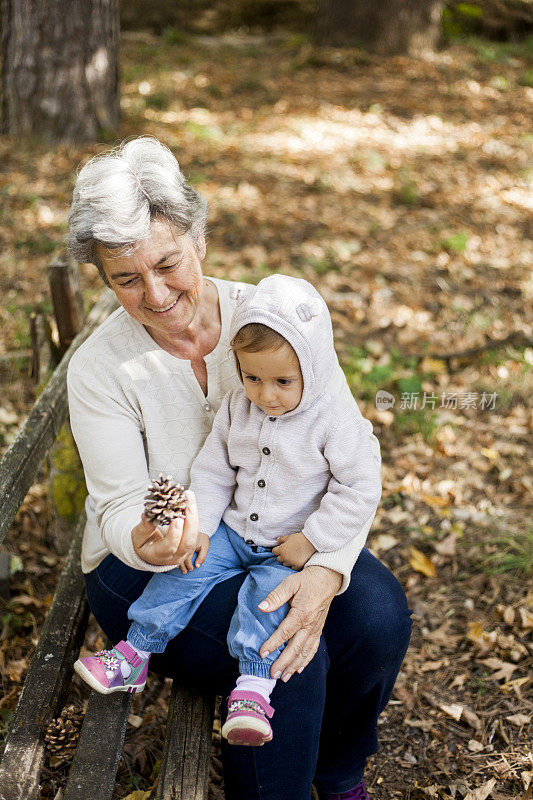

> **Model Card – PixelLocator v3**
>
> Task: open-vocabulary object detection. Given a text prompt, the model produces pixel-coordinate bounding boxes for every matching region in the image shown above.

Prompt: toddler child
[74,274,382,746]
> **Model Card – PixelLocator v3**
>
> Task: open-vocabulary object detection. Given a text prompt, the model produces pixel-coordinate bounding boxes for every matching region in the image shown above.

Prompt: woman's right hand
[132,490,206,573]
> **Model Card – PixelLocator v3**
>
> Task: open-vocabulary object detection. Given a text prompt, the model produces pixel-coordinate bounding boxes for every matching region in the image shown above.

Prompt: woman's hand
[132,490,206,572]
[258,565,342,681]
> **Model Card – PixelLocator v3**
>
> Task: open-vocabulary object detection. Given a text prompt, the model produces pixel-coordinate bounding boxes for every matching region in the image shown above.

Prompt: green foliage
[183,121,223,142]
[482,528,533,577]
[14,232,57,255]
[440,231,469,254]
[518,70,533,87]
[161,27,190,45]
[342,347,440,441]
[392,169,421,206]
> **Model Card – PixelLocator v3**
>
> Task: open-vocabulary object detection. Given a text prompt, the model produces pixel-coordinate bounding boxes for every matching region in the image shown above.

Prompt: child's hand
[194,533,210,568]
[272,532,317,570]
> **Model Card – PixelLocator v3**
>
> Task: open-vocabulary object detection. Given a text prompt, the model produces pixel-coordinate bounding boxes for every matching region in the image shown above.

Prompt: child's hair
[230,323,293,381]
[230,323,287,354]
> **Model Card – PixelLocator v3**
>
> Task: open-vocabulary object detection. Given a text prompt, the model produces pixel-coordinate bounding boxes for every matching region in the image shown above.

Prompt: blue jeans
[128,522,293,677]
[84,547,411,800]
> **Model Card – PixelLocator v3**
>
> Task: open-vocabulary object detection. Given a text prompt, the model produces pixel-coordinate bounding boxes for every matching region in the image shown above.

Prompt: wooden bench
[0,288,215,800]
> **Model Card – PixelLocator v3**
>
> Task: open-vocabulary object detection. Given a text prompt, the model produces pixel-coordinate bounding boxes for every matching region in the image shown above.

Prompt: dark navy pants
[84,548,411,800]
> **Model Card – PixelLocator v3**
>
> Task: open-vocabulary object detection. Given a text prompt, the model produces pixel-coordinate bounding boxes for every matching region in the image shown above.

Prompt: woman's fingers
[258,572,301,614]
[259,602,309,658]
[269,627,321,680]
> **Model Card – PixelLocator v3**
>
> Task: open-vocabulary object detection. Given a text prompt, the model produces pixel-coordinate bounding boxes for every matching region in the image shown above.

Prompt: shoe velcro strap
[115,641,144,668]
[227,690,274,718]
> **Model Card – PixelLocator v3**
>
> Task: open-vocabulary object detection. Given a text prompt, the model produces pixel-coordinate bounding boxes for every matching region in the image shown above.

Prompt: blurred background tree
[1,0,120,142]
[314,0,443,53]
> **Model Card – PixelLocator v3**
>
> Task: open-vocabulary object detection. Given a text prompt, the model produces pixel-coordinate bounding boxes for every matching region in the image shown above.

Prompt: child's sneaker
[74,641,149,694]
[221,690,274,746]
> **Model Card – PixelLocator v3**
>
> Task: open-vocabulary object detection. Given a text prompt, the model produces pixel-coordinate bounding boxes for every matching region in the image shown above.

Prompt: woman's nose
[143,274,168,306]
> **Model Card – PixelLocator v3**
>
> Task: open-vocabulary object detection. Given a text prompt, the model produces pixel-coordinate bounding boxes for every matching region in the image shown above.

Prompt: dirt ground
[0,25,531,800]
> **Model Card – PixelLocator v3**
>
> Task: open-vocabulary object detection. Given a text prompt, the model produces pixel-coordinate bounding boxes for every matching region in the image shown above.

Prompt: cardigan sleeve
[301,413,381,553]
[67,362,178,573]
[305,412,382,594]
[189,391,237,536]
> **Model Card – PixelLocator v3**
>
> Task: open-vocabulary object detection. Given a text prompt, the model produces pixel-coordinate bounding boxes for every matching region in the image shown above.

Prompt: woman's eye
[277,379,291,386]
[118,278,138,287]
[159,263,177,272]
[245,376,258,382]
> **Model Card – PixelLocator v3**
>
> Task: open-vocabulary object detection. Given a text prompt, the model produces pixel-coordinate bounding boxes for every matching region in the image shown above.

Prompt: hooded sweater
[189,275,382,555]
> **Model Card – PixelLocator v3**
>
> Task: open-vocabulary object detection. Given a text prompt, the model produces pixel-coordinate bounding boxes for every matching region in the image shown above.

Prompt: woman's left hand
[258,565,342,681]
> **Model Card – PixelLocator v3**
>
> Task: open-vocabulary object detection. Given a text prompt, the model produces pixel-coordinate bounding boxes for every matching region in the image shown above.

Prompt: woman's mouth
[147,295,181,314]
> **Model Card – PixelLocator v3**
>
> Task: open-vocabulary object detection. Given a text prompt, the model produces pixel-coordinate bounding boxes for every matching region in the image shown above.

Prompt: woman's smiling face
[97,217,206,340]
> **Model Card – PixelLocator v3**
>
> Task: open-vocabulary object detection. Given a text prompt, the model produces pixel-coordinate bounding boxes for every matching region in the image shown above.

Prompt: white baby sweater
[67,277,380,592]
[190,275,382,558]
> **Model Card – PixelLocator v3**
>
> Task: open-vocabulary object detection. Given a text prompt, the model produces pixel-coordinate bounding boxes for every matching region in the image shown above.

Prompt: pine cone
[144,473,187,525]
[44,706,84,762]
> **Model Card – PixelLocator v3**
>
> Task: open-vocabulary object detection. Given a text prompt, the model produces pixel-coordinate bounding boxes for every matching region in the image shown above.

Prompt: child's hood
[229,274,336,416]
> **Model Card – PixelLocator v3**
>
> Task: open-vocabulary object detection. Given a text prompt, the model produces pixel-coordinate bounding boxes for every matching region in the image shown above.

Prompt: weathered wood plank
[47,256,85,354]
[156,685,215,800]
[0,289,117,544]
[0,518,89,800]
[63,692,132,800]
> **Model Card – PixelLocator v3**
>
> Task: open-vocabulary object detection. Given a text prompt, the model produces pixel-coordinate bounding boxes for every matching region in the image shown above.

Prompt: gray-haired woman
[67,136,411,800]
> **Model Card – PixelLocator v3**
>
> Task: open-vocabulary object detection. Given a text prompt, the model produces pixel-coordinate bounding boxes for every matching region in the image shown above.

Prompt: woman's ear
[197,235,206,260]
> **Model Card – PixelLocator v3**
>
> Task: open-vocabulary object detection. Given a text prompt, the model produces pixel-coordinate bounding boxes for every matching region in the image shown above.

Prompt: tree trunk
[1,0,120,142]
[315,0,443,55]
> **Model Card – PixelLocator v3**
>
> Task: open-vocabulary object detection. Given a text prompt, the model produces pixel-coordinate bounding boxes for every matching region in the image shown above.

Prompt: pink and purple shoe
[319,782,370,800]
[221,690,274,746]
[73,640,149,694]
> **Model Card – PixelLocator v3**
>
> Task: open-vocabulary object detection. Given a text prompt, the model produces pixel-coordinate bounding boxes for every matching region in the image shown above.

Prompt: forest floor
[0,27,532,800]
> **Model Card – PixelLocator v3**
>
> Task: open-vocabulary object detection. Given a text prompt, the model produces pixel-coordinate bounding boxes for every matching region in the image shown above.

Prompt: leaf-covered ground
[0,28,532,800]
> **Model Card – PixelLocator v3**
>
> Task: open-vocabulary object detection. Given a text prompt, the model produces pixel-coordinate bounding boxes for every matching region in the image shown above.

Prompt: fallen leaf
[449,673,467,690]
[128,714,143,728]
[421,659,446,672]
[434,531,458,556]
[462,707,481,731]
[481,447,499,462]
[501,676,530,693]
[421,493,450,508]
[519,607,533,632]
[120,792,152,800]
[468,739,484,752]
[506,713,531,726]
[409,547,437,577]
[521,771,533,791]
[440,703,463,722]
[404,717,434,730]
[463,778,497,800]
[370,533,399,553]
[479,657,518,682]
[467,621,497,650]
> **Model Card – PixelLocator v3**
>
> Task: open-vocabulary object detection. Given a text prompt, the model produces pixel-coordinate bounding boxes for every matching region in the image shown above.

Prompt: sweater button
[203,402,212,412]
[250,513,259,521]
[257,479,265,488]
[269,417,276,422]
[262,447,270,455]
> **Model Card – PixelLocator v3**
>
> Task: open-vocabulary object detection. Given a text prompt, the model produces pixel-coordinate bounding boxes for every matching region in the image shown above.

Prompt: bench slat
[0,290,117,545]
[156,685,215,800]
[63,692,132,800]
[0,518,89,800]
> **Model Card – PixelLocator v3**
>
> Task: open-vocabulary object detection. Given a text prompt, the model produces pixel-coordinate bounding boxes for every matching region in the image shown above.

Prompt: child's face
[236,344,304,416]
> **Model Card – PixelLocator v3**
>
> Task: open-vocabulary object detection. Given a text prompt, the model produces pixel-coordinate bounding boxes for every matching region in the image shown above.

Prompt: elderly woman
[66,137,411,800]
